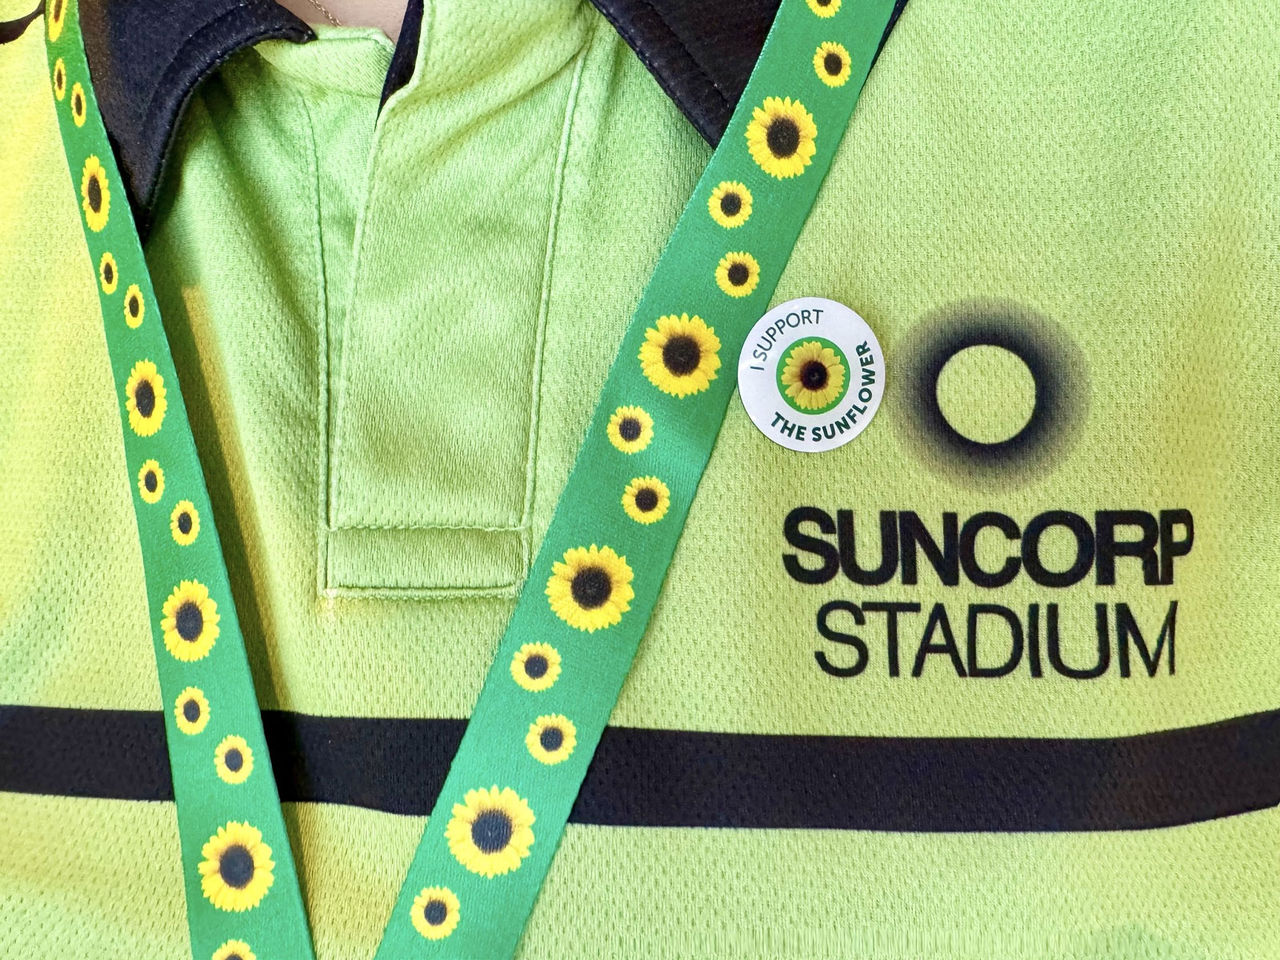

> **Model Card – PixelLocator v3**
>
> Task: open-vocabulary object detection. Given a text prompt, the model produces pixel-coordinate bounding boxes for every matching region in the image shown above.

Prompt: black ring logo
[893,300,1088,484]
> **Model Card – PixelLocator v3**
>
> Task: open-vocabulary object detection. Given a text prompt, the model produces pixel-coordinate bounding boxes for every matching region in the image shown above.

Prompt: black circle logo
[892,300,1088,485]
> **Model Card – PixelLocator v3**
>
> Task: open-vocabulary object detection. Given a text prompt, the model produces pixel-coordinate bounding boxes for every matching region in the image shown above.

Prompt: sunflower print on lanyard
[639,313,722,397]
[98,251,118,294]
[372,0,900,956]
[411,887,461,941]
[545,544,635,632]
[199,822,275,912]
[79,155,109,231]
[708,181,753,228]
[621,476,671,525]
[212,941,257,960]
[606,404,654,453]
[445,787,537,878]
[525,714,578,765]
[43,1,317,957]
[814,41,852,86]
[715,251,761,298]
[123,359,166,436]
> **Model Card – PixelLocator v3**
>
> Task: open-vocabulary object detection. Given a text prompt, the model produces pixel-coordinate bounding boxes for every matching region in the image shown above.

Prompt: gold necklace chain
[302,0,342,26]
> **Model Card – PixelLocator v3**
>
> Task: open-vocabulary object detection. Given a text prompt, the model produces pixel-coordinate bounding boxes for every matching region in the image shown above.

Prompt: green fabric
[373,2,897,956]
[39,3,317,958]
[4,0,1280,958]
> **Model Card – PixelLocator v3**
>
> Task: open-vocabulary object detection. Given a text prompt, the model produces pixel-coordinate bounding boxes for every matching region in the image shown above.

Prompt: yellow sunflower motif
[410,886,460,941]
[780,339,847,411]
[52,59,66,100]
[806,0,840,16]
[170,500,200,546]
[746,97,817,180]
[124,359,166,436]
[174,687,210,736]
[814,41,852,87]
[137,459,164,504]
[212,940,256,960]
[445,786,535,878]
[80,156,110,232]
[714,251,761,298]
[214,735,254,785]
[707,181,752,228]
[198,821,274,912]
[622,476,671,525]
[606,405,654,454]
[510,642,561,692]
[525,714,577,766]
[546,544,635,633]
[639,313,721,398]
[98,252,118,295]
[47,0,65,41]
[70,82,87,127]
[160,579,220,662]
[123,283,145,328]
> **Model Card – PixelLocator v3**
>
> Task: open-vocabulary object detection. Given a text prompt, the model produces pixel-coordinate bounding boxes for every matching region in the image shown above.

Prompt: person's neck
[276,0,409,41]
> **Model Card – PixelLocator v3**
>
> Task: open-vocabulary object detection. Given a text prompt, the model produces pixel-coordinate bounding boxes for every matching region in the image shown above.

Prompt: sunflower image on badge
[199,821,275,912]
[546,545,634,632]
[780,339,848,412]
[639,314,721,398]
[738,297,885,454]
[445,786,535,878]
[746,97,817,179]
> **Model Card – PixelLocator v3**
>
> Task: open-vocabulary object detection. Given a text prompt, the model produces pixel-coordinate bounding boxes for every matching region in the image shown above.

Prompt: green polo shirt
[2,0,1279,957]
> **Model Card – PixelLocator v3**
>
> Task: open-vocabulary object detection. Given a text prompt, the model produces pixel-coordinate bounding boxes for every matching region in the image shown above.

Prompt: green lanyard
[47,0,896,956]
[372,1,897,955]
[43,2,317,960]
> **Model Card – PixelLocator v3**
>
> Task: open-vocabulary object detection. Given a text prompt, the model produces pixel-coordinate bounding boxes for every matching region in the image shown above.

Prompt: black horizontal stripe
[1,704,1278,830]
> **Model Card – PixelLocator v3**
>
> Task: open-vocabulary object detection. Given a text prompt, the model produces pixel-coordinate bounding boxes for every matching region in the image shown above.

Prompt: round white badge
[737,297,884,452]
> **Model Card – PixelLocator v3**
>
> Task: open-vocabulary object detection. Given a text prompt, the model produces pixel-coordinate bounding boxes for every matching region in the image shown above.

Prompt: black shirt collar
[72,0,906,227]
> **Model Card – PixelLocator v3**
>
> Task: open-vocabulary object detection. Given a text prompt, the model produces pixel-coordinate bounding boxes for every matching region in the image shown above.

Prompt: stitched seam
[289,76,331,598]
[324,583,520,599]
[519,26,594,571]
[330,521,529,533]
[326,0,434,531]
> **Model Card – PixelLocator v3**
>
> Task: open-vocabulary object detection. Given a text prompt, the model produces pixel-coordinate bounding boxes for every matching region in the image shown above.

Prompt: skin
[276,0,409,40]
